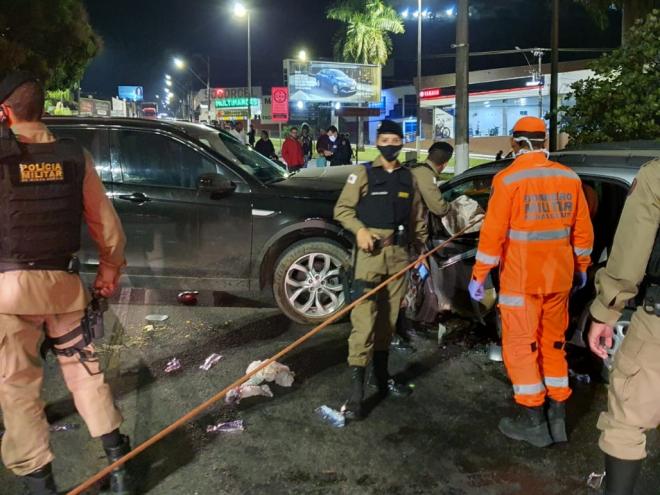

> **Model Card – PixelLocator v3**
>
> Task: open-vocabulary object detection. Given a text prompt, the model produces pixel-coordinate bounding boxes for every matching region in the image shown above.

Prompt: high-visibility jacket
[472,151,594,294]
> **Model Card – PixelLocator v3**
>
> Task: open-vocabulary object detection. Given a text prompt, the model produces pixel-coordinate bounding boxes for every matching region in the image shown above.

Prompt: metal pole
[247,12,252,126]
[207,55,211,123]
[454,0,469,174]
[550,0,559,151]
[415,0,422,157]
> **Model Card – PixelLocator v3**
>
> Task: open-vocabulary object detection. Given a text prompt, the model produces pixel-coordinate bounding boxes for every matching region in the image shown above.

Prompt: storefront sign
[214,97,260,108]
[420,88,441,100]
[271,87,289,122]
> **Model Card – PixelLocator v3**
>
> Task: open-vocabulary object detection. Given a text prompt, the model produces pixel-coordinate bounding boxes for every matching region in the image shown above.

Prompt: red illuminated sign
[271,87,289,123]
[420,88,441,99]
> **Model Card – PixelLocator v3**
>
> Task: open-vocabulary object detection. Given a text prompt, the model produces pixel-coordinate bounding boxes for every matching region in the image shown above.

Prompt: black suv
[45,117,352,324]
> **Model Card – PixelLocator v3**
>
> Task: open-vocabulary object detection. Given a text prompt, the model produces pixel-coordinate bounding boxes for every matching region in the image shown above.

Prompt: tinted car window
[442,175,494,210]
[49,127,110,181]
[115,130,219,188]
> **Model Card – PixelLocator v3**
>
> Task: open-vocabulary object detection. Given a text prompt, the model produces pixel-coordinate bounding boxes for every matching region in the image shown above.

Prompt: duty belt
[0,256,80,273]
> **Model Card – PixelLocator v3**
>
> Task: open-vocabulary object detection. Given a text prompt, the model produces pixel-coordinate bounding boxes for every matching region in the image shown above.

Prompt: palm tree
[327,0,405,66]
[575,0,657,43]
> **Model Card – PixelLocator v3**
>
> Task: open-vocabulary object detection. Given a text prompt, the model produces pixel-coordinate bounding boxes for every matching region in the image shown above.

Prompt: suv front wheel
[273,238,350,324]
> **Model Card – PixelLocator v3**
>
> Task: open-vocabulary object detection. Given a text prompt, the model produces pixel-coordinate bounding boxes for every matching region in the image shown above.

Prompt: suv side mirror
[198,173,235,195]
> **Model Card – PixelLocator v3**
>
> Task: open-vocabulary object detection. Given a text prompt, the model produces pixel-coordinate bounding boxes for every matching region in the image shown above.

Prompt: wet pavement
[1,291,659,494]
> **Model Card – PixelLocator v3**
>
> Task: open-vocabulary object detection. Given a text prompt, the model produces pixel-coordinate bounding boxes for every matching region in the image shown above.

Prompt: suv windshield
[182,125,288,184]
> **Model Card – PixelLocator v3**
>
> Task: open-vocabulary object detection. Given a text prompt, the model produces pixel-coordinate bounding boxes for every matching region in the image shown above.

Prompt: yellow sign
[19,162,64,183]
[398,191,410,199]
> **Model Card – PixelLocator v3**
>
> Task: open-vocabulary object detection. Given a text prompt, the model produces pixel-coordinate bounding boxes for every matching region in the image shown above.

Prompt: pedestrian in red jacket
[281,127,305,171]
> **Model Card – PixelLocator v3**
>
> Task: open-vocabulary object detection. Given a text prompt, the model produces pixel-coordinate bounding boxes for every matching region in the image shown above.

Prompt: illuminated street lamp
[165,74,172,80]
[165,79,172,87]
[173,57,185,70]
[298,49,308,62]
[233,2,252,123]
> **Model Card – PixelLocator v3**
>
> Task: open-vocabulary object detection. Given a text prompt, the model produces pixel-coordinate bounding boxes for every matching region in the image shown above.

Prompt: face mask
[329,135,337,143]
[378,144,403,162]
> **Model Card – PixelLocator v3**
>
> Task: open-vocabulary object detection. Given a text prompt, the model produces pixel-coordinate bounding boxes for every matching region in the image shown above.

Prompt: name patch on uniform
[398,191,410,199]
[18,162,64,183]
[371,191,388,196]
[347,173,357,185]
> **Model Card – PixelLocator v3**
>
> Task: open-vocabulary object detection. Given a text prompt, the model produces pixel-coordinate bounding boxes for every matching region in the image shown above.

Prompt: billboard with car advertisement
[117,85,144,102]
[285,60,381,103]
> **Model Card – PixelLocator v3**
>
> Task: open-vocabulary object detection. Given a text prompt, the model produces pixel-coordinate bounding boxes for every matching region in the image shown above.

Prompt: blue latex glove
[573,271,588,291]
[468,279,485,302]
[417,263,429,281]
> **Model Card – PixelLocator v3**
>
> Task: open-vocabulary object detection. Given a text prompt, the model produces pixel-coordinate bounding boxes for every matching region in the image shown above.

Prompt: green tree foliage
[327,0,404,66]
[0,0,101,90]
[575,0,657,41]
[560,10,660,145]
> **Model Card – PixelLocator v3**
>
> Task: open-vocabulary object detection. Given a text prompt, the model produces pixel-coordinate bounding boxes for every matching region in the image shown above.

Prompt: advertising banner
[433,107,454,139]
[285,60,381,103]
[118,86,144,102]
[271,87,289,123]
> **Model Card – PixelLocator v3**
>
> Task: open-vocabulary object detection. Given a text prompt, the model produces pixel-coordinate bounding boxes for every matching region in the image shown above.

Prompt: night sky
[81,0,622,101]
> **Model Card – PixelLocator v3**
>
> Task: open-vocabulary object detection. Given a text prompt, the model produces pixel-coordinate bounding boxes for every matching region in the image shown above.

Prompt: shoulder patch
[347,173,358,185]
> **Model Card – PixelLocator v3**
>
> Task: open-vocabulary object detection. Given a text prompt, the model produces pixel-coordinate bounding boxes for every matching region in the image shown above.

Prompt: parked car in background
[314,69,358,96]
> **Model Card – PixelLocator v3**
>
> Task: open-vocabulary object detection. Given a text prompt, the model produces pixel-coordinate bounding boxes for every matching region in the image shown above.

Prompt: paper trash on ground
[225,384,274,405]
[199,353,223,371]
[245,360,295,387]
[206,419,244,433]
[164,357,182,373]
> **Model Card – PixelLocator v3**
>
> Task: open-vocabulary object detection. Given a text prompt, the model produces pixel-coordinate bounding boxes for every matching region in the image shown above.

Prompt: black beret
[377,119,403,138]
[0,72,39,104]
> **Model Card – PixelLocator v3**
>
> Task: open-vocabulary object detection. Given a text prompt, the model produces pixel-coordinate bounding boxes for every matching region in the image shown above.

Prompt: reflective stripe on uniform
[499,294,525,307]
[574,246,593,256]
[544,376,569,388]
[508,227,570,241]
[476,250,500,265]
[502,168,579,185]
[513,382,546,395]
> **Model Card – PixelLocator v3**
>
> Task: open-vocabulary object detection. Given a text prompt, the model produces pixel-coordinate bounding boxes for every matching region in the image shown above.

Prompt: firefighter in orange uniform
[469,116,594,447]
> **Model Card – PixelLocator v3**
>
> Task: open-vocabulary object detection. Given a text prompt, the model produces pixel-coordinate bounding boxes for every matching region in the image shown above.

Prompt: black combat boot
[343,366,365,421]
[498,404,553,448]
[372,351,412,398]
[103,434,135,494]
[21,463,58,495]
[604,454,642,495]
[547,399,568,443]
[390,313,416,354]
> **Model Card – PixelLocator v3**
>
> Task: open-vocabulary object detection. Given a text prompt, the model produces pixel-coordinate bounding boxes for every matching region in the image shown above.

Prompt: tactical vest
[0,138,85,266]
[356,164,414,229]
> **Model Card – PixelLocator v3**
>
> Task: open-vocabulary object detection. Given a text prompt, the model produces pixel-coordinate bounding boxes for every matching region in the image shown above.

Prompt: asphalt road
[1,290,659,494]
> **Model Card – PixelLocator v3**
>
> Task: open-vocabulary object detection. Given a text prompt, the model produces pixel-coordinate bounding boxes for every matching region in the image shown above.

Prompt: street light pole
[454,0,469,175]
[416,0,422,158]
[550,0,559,151]
[247,10,252,126]
[207,55,211,122]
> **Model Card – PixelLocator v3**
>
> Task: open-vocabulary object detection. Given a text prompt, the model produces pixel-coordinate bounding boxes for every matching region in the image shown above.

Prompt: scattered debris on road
[225,384,274,405]
[315,405,345,428]
[164,358,182,373]
[199,353,224,371]
[49,423,81,433]
[145,314,169,323]
[245,360,295,387]
[206,419,244,434]
[586,471,606,489]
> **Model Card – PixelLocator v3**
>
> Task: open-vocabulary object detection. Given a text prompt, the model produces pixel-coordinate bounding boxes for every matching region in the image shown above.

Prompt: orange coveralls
[472,151,594,407]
